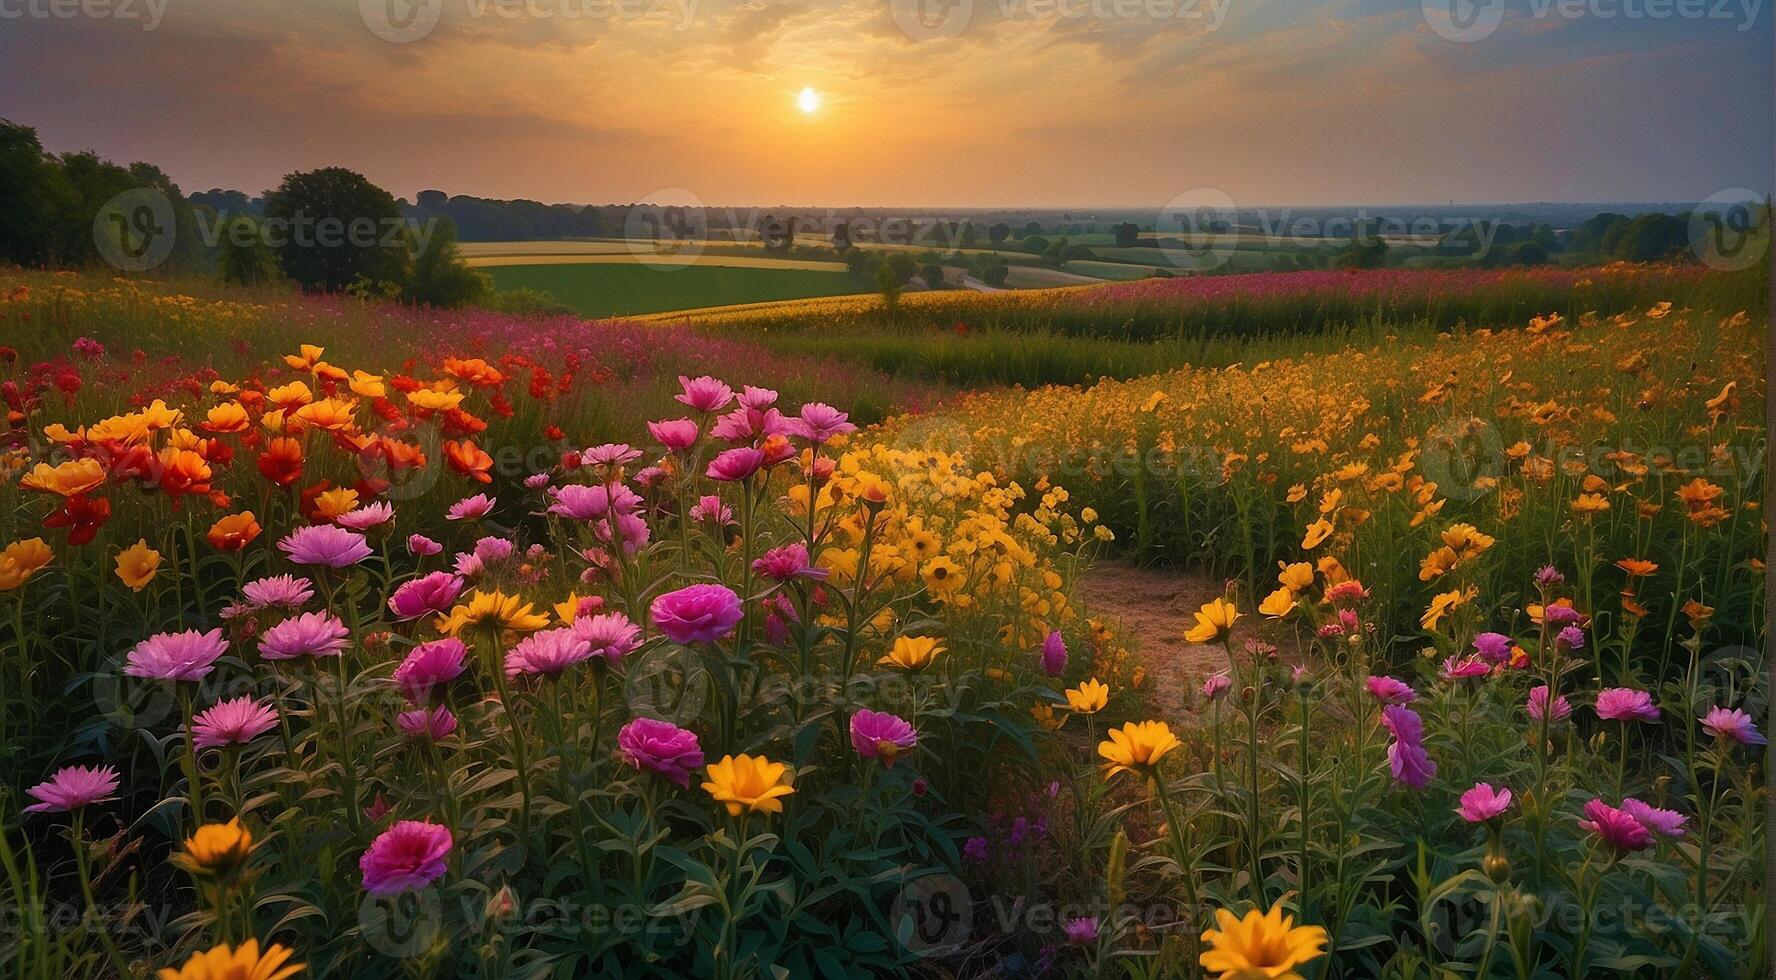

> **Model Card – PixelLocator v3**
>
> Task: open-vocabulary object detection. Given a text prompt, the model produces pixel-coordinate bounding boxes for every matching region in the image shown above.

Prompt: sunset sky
[2,0,1769,207]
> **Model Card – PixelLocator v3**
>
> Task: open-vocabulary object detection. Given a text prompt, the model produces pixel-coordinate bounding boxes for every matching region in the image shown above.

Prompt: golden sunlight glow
[797,87,820,115]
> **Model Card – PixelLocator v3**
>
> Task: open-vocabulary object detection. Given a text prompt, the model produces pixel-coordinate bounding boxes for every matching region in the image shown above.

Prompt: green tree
[919,262,947,289]
[262,167,409,292]
[406,219,490,308]
[215,216,281,285]
[0,120,77,266]
[875,263,901,310]
[1113,222,1140,247]
[988,222,1011,245]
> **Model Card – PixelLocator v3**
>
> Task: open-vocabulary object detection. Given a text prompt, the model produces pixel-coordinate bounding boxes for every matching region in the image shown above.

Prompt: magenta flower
[738,385,778,410]
[388,572,467,621]
[1701,705,1766,746]
[752,543,827,582]
[1202,674,1232,700]
[278,524,372,568]
[1456,782,1513,823]
[1555,626,1586,652]
[705,447,765,482]
[23,765,121,813]
[392,638,468,704]
[1595,688,1659,723]
[1381,704,1436,790]
[1439,655,1491,681]
[1527,685,1571,723]
[258,611,350,661]
[125,628,229,682]
[396,705,458,740]
[1534,565,1566,587]
[1366,675,1416,705]
[360,820,452,895]
[447,493,496,521]
[583,443,642,468]
[572,612,642,662]
[242,574,314,610]
[711,405,786,443]
[1578,799,1652,851]
[548,483,641,522]
[1040,630,1067,678]
[617,717,704,787]
[648,418,700,452]
[336,502,394,531]
[1064,917,1100,945]
[190,696,279,750]
[1620,797,1687,838]
[789,403,857,443]
[690,494,734,525]
[408,534,443,557]
[676,375,734,413]
[1473,632,1513,664]
[1542,604,1582,627]
[524,472,551,489]
[850,709,917,766]
[651,584,744,645]
[504,627,594,678]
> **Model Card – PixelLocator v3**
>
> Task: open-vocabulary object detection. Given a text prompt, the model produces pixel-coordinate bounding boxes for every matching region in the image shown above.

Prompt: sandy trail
[1077,561,1237,723]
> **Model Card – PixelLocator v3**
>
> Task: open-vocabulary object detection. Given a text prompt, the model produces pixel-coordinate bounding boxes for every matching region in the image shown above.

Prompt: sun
[797,87,820,115]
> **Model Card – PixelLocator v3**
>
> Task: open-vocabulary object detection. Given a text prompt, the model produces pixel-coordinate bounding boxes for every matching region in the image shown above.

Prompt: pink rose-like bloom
[190,695,279,750]
[617,717,704,787]
[652,584,744,645]
[1542,603,1582,627]
[751,543,827,582]
[408,534,442,557]
[360,820,452,896]
[1578,799,1652,851]
[572,612,642,662]
[1620,797,1687,838]
[388,572,467,622]
[396,705,458,740]
[1064,917,1100,945]
[1595,688,1660,723]
[242,574,314,610]
[24,764,121,813]
[1456,782,1513,823]
[711,405,786,443]
[473,536,515,566]
[336,502,395,531]
[850,709,918,766]
[1473,632,1513,664]
[676,375,734,413]
[705,447,765,482]
[279,524,372,568]
[1040,630,1067,678]
[393,638,468,704]
[1701,705,1767,746]
[523,472,551,490]
[1556,626,1586,651]
[1527,685,1571,723]
[583,443,642,468]
[1440,655,1491,681]
[125,628,229,682]
[690,495,734,526]
[447,493,496,521]
[258,611,350,661]
[504,627,594,679]
[738,385,778,410]
[1381,704,1437,790]
[648,418,700,452]
[548,483,641,522]
[1202,674,1232,701]
[1366,675,1416,705]
[789,403,857,444]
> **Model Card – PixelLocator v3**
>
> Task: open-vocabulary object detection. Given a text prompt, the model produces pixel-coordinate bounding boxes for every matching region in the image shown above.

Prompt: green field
[485,261,866,317]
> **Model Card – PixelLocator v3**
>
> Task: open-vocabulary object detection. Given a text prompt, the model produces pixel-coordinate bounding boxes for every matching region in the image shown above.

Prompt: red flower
[42,493,112,545]
[257,437,305,487]
[444,440,493,483]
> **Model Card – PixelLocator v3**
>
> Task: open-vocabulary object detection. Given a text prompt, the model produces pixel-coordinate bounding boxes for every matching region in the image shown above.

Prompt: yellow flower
[0,537,53,591]
[175,819,253,877]
[1257,587,1297,619]
[1097,720,1181,778]
[879,635,944,672]
[19,458,106,497]
[115,539,162,592]
[437,590,550,636]
[201,402,251,434]
[156,939,303,980]
[1571,492,1611,515]
[1300,518,1333,551]
[348,370,386,398]
[921,556,964,595]
[283,344,326,371]
[1199,901,1327,980]
[406,388,464,412]
[1065,678,1109,714]
[1030,701,1062,730]
[1421,586,1476,632]
[701,754,795,817]
[311,487,360,521]
[1276,562,1313,593]
[266,381,313,410]
[1184,597,1240,644]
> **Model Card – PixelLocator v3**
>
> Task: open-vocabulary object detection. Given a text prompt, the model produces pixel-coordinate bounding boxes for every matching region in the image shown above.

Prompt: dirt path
[1078,561,1237,723]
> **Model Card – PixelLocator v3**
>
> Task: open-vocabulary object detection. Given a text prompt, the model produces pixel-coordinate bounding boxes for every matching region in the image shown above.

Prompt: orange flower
[20,459,106,497]
[206,512,262,551]
[443,356,505,387]
[200,403,251,434]
[153,447,213,500]
[1614,558,1658,577]
[444,440,493,483]
[256,437,305,487]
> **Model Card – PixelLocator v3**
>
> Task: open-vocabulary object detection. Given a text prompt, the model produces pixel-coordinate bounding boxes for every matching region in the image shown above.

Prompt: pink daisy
[190,695,279,750]
[24,764,121,813]
[258,611,351,660]
[124,629,229,682]
[278,525,372,568]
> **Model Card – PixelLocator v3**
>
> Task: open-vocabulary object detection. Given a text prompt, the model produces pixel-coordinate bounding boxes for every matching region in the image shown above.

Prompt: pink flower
[336,502,394,531]
[1040,630,1067,678]
[523,472,551,489]
[571,612,642,662]
[617,717,704,786]
[705,447,765,482]
[676,375,734,413]
[190,696,279,750]
[1594,688,1659,723]
[125,629,229,682]
[690,495,733,525]
[23,764,121,813]
[360,820,452,895]
[504,627,594,678]
[408,534,442,557]
[1472,632,1513,664]
[1527,685,1571,723]
[1701,705,1766,746]
[751,543,827,582]
[789,403,856,443]
[1456,782,1512,823]
[278,524,372,567]
[392,638,468,704]
[242,574,314,610]
[850,709,917,766]
[583,443,641,468]
[1620,797,1687,838]
[548,483,641,522]
[1366,675,1416,705]
[651,584,744,645]
[738,385,778,410]
[648,418,700,452]
[388,572,467,621]
[396,705,458,740]
[711,406,786,443]
[258,611,350,660]
[1578,799,1652,851]
[447,493,496,521]
[1202,674,1232,700]
[1439,655,1491,681]
[1063,917,1099,945]
[1381,704,1436,790]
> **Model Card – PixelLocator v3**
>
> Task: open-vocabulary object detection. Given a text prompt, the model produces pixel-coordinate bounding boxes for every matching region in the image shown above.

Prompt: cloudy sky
[1,0,1768,206]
